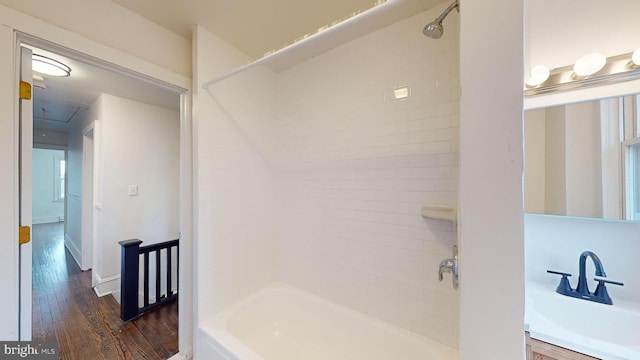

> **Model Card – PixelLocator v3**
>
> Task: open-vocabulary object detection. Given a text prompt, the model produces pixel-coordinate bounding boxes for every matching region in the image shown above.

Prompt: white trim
[63,234,82,269]
[178,91,194,360]
[524,78,640,111]
[82,120,98,284]
[167,353,189,360]
[93,273,121,297]
[18,44,33,342]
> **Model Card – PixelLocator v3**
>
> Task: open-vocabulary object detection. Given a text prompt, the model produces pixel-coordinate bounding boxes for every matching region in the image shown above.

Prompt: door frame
[81,122,95,272]
[18,45,33,341]
[14,33,193,357]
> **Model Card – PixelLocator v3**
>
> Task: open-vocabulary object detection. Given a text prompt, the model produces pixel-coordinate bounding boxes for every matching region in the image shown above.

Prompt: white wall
[544,106,566,215]
[0,23,19,341]
[274,7,459,347]
[459,0,524,358]
[92,93,180,296]
[33,129,67,149]
[564,101,602,218]
[32,148,65,224]
[525,0,640,72]
[193,26,278,325]
[526,102,604,218]
[66,121,84,267]
[524,109,546,214]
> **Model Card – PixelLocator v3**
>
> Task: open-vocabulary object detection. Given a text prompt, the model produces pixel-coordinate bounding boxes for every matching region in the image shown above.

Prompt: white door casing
[81,123,95,271]
[18,45,33,341]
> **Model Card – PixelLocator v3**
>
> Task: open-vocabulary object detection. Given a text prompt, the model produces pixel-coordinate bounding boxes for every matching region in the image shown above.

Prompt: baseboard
[93,273,120,297]
[112,290,121,304]
[167,353,189,360]
[64,234,82,269]
[33,216,64,225]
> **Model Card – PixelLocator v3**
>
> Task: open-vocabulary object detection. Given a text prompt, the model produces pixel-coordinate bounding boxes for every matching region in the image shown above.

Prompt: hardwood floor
[32,222,178,360]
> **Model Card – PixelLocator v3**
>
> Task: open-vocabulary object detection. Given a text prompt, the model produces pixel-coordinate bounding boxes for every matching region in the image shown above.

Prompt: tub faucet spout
[576,251,606,295]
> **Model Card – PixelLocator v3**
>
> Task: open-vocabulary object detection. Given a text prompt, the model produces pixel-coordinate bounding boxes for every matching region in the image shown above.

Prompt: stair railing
[118,238,179,322]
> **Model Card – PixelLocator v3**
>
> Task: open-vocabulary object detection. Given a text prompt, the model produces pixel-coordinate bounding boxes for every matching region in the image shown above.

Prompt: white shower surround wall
[274,9,460,346]
[198,4,460,350]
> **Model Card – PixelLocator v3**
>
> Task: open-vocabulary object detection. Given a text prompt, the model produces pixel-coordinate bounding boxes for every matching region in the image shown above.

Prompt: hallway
[32,222,178,360]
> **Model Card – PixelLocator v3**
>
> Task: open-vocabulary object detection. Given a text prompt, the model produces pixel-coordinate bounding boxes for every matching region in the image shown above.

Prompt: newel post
[119,239,143,322]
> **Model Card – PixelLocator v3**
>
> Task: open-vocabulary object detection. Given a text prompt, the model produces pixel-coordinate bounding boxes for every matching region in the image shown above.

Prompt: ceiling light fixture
[32,54,71,77]
[573,52,606,77]
[526,65,550,87]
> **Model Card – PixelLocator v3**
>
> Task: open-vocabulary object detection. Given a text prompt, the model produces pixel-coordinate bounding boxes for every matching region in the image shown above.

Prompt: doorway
[21,39,185,358]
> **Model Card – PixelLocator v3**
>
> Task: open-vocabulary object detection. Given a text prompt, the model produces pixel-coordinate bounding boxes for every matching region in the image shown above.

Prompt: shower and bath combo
[423,0,459,39]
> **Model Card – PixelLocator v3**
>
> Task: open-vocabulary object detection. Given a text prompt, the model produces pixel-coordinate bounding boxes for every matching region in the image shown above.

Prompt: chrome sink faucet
[547,250,624,305]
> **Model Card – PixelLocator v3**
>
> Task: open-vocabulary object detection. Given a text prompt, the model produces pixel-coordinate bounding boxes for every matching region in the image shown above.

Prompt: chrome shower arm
[435,0,459,23]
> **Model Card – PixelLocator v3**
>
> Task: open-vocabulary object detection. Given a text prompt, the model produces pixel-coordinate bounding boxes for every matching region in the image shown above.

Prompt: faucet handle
[547,270,573,295]
[547,270,571,277]
[594,278,624,287]
[593,278,624,305]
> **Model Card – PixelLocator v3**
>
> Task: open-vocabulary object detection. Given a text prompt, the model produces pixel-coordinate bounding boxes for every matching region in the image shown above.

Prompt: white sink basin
[526,282,640,360]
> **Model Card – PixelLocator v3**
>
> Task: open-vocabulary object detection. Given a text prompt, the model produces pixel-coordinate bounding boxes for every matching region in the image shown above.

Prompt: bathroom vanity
[525,333,599,360]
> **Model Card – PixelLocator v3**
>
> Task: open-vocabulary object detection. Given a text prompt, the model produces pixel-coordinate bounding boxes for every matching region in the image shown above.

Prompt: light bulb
[526,65,550,87]
[573,53,606,77]
[632,48,640,66]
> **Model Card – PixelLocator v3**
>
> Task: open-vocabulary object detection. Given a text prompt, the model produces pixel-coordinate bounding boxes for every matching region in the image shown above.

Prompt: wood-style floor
[32,222,178,360]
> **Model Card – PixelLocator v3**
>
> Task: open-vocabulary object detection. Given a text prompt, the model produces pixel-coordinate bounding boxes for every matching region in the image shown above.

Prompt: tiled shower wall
[196,29,279,322]
[275,8,460,346]
[200,5,460,347]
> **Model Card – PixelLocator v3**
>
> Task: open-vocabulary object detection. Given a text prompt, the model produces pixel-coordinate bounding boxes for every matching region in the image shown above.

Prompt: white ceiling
[111,0,439,59]
[26,45,180,134]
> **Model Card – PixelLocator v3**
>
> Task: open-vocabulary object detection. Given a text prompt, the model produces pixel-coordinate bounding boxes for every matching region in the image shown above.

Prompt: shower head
[423,0,459,39]
[423,21,444,39]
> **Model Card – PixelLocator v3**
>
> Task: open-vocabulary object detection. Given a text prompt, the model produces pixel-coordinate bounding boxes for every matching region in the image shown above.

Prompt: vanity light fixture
[573,52,606,77]
[393,87,410,100]
[525,50,640,96]
[632,48,640,66]
[526,65,550,87]
[32,54,71,77]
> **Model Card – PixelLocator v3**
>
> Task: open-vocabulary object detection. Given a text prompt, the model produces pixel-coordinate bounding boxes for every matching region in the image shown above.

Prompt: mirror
[524,94,640,221]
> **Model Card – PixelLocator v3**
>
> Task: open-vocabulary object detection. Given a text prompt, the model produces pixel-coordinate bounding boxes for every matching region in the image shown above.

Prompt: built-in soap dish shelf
[421,205,457,223]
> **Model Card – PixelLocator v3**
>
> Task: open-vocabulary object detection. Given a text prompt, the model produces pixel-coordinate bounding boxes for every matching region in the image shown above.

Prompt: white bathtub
[198,283,458,360]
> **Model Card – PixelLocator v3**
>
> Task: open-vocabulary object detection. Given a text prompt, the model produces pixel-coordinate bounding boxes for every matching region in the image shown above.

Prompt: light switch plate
[128,185,138,196]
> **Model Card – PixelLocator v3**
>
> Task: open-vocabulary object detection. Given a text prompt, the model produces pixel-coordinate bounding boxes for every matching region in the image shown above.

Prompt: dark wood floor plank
[32,222,178,360]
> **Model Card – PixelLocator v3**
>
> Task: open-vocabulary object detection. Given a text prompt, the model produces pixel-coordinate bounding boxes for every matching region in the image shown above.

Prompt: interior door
[18,45,33,341]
